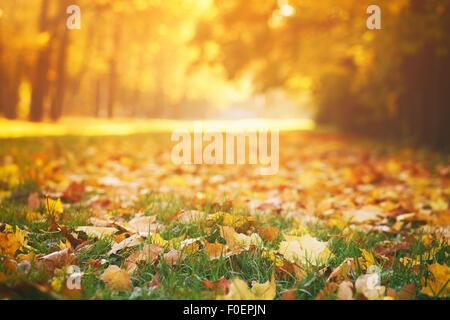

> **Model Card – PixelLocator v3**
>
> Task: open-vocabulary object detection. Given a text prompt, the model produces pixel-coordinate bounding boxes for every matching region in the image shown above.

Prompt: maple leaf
[0,226,28,257]
[210,212,250,227]
[99,265,132,291]
[201,276,231,295]
[218,275,276,300]
[277,234,333,265]
[219,226,262,248]
[420,263,450,298]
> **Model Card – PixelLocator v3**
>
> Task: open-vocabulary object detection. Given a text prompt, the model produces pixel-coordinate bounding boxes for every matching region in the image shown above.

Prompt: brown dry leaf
[343,205,385,224]
[99,265,132,291]
[175,210,207,223]
[337,281,354,300]
[387,282,416,300]
[354,272,385,300]
[2,256,18,273]
[327,257,365,282]
[316,282,339,300]
[35,248,77,276]
[62,181,85,202]
[163,249,186,266]
[89,216,113,227]
[281,289,297,300]
[146,269,161,289]
[201,276,231,295]
[125,244,164,274]
[128,215,157,234]
[108,234,143,255]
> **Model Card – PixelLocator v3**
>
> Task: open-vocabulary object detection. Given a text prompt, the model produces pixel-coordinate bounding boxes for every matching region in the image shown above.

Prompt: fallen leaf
[258,226,280,242]
[163,249,186,266]
[220,226,262,248]
[201,276,231,295]
[327,258,365,282]
[128,215,157,234]
[62,181,85,202]
[420,263,450,298]
[175,210,206,223]
[343,205,385,224]
[278,234,333,265]
[125,244,164,274]
[204,241,225,259]
[108,234,143,255]
[337,281,354,300]
[35,248,77,276]
[355,272,385,300]
[99,265,132,291]
[76,226,117,239]
[218,275,276,300]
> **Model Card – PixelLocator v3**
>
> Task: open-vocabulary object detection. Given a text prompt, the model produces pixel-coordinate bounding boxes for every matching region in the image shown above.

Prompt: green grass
[0,133,448,300]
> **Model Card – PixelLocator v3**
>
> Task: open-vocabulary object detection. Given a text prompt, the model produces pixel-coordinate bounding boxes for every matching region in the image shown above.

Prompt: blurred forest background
[0,0,449,149]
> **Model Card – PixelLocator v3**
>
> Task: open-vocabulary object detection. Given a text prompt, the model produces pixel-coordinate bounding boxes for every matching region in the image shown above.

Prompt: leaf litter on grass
[0,132,448,299]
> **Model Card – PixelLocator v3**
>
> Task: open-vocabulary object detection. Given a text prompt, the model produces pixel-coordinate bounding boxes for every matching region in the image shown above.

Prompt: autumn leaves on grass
[1,193,449,299]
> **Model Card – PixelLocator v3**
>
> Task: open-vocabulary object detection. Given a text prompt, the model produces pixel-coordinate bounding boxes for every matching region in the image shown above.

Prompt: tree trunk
[50,2,70,121]
[29,0,52,122]
[106,20,122,118]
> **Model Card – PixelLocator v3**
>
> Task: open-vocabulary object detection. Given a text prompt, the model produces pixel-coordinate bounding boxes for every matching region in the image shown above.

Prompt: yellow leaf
[219,275,276,300]
[210,212,249,227]
[76,226,117,239]
[278,234,333,265]
[420,263,450,297]
[220,226,262,248]
[46,197,63,213]
[99,265,132,291]
[150,233,168,247]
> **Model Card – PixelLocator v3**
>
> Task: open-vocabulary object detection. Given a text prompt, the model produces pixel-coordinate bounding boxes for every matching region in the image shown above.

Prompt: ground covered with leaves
[0,132,449,300]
